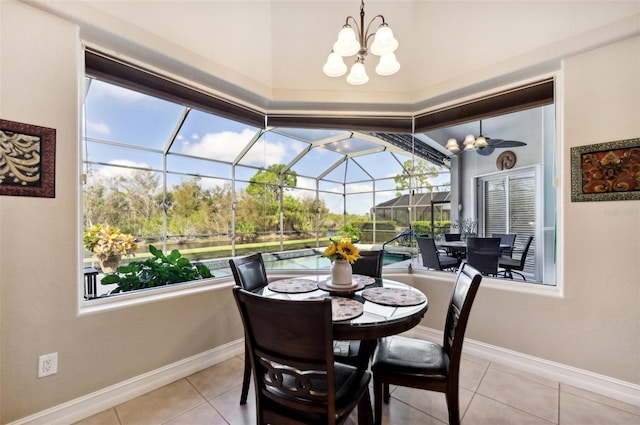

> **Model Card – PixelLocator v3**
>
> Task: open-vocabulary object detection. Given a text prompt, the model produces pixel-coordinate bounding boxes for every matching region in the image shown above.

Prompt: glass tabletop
[260,275,428,340]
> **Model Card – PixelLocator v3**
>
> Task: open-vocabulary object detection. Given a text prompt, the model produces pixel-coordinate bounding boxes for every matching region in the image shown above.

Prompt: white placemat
[267,278,318,293]
[362,287,426,307]
[306,296,364,321]
[352,274,376,286]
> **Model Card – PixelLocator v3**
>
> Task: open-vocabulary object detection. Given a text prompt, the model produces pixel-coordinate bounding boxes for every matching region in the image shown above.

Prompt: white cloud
[86,120,110,135]
[89,160,152,183]
[182,129,274,164]
[91,80,147,102]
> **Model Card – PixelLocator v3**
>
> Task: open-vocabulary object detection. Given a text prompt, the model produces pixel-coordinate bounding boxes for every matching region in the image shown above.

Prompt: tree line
[83,160,444,242]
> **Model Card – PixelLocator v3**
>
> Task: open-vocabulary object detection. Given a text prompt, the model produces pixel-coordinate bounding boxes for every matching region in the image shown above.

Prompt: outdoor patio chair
[499,236,534,281]
[444,233,465,258]
[417,236,459,271]
[492,233,517,257]
[465,237,501,276]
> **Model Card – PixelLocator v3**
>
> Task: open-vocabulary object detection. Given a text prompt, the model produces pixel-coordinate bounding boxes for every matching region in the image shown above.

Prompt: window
[476,166,543,283]
[82,50,553,300]
[82,70,447,300]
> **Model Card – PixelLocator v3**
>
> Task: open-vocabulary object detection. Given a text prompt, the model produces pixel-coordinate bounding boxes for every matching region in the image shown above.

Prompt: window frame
[80,48,561,310]
[474,164,548,285]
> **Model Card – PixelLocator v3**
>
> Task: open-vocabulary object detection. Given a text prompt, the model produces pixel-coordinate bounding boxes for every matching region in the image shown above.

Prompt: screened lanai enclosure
[82,78,451,270]
[82,52,556,295]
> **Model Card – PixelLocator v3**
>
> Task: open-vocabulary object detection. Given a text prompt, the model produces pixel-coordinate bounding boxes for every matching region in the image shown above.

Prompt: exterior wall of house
[1,1,638,423]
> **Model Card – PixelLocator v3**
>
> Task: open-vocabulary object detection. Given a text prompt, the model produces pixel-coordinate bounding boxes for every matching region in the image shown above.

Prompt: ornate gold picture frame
[0,119,56,198]
[570,138,640,202]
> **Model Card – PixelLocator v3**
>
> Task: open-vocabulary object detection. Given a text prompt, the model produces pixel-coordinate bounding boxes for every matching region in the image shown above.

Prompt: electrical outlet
[38,352,58,377]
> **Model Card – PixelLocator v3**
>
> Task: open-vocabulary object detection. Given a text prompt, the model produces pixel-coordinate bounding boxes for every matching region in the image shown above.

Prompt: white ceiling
[30,0,640,115]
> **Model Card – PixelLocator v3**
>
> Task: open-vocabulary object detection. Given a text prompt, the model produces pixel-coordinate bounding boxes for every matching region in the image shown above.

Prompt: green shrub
[101,245,213,294]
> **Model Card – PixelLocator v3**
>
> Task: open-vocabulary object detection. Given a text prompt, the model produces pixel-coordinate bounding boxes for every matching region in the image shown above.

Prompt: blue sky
[84,79,449,215]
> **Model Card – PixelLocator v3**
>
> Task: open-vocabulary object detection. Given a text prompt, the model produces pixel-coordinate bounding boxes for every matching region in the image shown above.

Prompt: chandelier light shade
[446,138,460,152]
[322,52,348,77]
[323,0,400,85]
[448,122,492,153]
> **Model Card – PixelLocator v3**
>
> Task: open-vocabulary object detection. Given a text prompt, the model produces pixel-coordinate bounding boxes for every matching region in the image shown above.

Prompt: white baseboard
[8,339,244,425]
[10,330,640,425]
[411,326,640,408]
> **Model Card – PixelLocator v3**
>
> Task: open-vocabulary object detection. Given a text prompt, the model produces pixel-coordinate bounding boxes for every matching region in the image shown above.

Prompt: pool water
[263,251,411,270]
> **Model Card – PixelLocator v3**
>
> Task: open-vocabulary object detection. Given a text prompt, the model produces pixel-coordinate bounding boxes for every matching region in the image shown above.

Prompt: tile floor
[73,350,640,425]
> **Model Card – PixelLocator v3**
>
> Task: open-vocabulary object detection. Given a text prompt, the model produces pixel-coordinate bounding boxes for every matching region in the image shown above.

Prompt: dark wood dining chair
[492,233,517,257]
[232,286,373,425]
[351,249,384,278]
[371,263,483,425]
[465,237,501,276]
[228,253,269,405]
[417,236,459,271]
[499,236,534,281]
[337,249,384,368]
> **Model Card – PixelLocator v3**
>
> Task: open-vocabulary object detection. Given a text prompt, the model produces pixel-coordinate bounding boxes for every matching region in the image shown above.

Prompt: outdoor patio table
[439,240,511,252]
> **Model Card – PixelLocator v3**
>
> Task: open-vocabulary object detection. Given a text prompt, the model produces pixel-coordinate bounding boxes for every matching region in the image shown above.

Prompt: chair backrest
[229,253,268,292]
[443,263,483,384]
[465,237,501,275]
[351,250,384,278]
[232,287,338,421]
[444,233,461,242]
[416,236,444,270]
[514,236,534,269]
[492,233,517,256]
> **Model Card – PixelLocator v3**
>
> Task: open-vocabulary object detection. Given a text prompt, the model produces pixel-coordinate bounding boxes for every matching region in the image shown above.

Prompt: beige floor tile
[187,356,245,400]
[391,385,474,424]
[463,394,554,425]
[115,379,205,425]
[561,384,640,416]
[72,408,120,425]
[163,402,228,425]
[489,361,559,388]
[460,357,490,391]
[208,384,256,425]
[477,367,559,423]
[461,352,491,368]
[379,397,447,424]
[559,391,640,425]
[68,351,640,425]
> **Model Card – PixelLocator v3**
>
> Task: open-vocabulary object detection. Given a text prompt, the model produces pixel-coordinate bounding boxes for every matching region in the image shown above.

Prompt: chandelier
[445,120,527,156]
[322,0,400,85]
[446,120,491,153]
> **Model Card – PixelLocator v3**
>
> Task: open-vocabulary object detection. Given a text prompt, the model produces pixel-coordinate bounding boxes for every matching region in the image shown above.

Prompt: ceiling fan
[446,120,527,156]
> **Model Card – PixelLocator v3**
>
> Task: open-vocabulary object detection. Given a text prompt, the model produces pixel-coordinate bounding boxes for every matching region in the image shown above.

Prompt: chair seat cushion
[498,256,519,267]
[372,335,448,381]
[265,362,370,414]
[263,363,371,425]
[438,254,459,268]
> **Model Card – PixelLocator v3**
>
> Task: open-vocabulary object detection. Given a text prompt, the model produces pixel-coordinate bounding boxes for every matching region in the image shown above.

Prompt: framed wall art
[0,119,56,198]
[570,137,640,202]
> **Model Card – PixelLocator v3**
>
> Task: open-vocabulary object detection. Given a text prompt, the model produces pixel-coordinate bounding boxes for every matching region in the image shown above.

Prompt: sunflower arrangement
[83,224,138,261]
[322,237,360,264]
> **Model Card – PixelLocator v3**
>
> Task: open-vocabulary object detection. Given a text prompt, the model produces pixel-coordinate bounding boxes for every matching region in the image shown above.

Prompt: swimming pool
[263,250,411,270]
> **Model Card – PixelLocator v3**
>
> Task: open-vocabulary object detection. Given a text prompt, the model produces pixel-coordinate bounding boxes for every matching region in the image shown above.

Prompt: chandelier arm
[344,15,362,43]
[364,15,386,47]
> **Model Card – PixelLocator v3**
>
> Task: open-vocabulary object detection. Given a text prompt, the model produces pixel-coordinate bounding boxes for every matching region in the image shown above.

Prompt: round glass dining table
[258,275,429,341]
